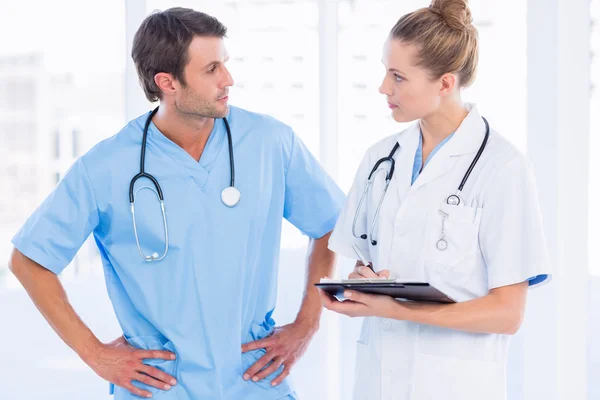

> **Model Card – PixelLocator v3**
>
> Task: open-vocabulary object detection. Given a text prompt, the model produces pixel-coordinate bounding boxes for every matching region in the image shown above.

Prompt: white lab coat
[328,104,552,400]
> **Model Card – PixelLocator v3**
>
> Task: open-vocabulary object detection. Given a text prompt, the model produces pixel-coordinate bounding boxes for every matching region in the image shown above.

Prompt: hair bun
[429,0,472,30]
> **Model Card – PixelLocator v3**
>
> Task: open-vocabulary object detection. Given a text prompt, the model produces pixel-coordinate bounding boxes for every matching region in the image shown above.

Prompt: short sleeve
[11,157,100,275]
[328,151,373,263]
[283,132,345,239]
[479,155,552,289]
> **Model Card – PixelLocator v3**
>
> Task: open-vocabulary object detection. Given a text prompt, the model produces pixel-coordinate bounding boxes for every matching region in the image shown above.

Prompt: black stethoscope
[352,116,490,248]
[129,107,240,262]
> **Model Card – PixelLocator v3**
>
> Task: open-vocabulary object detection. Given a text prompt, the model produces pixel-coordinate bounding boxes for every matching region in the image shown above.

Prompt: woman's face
[379,38,448,123]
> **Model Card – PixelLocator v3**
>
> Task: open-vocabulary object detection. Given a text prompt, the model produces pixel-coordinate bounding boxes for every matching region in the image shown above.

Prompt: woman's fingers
[349,264,379,279]
[377,269,391,278]
[348,267,391,280]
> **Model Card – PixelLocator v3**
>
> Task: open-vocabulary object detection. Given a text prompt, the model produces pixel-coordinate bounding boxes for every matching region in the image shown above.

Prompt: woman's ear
[439,73,458,97]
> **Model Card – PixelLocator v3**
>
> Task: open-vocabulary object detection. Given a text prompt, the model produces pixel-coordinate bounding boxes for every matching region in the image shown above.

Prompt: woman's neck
[419,101,469,147]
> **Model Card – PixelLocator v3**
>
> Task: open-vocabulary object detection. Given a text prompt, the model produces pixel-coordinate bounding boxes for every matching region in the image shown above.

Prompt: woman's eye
[208,65,217,73]
[394,74,403,83]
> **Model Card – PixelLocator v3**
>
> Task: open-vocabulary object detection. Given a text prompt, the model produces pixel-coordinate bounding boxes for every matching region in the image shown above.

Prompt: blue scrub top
[12,106,345,400]
[411,131,454,185]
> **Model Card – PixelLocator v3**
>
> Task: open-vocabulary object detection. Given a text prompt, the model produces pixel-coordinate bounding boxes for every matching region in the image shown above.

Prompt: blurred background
[0,0,597,398]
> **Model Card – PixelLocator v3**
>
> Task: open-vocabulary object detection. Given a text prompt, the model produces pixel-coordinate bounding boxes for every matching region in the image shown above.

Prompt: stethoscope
[352,117,489,251]
[129,107,241,262]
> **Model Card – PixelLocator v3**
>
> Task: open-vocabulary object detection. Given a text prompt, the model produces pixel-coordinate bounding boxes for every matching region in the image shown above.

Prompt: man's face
[173,36,234,119]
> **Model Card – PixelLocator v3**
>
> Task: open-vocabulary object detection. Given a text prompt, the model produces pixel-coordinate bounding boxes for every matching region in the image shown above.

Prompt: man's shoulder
[228,105,294,140]
[80,117,143,172]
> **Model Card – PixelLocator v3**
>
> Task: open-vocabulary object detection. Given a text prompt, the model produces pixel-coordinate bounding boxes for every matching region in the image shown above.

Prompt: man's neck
[152,105,216,162]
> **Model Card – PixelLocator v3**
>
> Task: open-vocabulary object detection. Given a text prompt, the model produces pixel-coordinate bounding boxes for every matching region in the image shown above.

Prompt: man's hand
[85,336,177,398]
[241,321,318,387]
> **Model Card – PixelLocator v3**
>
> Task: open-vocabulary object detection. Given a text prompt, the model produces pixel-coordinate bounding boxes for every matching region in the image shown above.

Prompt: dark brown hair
[132,7,227,102]
[390,0,479,88]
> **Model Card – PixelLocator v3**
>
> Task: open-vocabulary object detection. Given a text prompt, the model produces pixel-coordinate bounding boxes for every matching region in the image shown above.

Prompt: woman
[320,1,552,399]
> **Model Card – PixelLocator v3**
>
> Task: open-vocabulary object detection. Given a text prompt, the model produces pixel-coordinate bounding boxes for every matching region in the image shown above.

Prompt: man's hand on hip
[241,321,318,387]
[85,336,177,398]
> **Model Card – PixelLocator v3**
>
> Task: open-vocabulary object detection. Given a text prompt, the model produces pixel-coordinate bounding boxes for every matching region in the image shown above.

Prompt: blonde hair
[390,0,479,87]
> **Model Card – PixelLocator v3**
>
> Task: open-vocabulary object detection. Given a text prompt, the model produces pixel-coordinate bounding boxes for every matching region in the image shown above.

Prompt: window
[0,0,126,277]
[147,0,320,249]
[336,0,526,192]
[590,0,599,277]
[1,2,589,399]
[589,0,599,398]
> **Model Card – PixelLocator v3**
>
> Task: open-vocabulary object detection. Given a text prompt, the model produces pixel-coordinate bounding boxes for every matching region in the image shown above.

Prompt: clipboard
[315,279,456,304]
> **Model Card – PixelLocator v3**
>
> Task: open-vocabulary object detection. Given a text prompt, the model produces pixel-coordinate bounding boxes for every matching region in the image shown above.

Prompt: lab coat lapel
[410,150,458,190]
[394,123,420,200]
[411,104,486,191]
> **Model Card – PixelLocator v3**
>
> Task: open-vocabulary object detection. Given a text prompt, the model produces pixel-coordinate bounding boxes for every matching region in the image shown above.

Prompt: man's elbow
[315,230,333,242]
[8,248,20,274]
[8,248,30,279]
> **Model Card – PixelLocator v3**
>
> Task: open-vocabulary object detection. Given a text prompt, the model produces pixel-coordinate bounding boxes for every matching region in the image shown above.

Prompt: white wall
[522,0,590,399]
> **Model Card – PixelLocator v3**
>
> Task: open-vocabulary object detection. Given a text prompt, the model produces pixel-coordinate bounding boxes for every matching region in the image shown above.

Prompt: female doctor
[320,1,552,399]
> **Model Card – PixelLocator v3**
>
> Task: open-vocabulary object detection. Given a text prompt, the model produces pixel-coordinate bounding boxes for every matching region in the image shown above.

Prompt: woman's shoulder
[484,128,531,172]
[364,122,419,160]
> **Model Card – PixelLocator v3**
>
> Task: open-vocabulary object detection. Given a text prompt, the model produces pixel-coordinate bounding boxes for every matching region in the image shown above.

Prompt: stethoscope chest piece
[131,107,241,262]
[351,116,490,253]
[446,194,461,206]
[436,209,449,252]
[221,186,241,207]
[436,238,448,251]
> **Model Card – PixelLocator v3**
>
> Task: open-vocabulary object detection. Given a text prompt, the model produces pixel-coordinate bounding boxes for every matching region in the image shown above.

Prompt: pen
[352,244,374,272]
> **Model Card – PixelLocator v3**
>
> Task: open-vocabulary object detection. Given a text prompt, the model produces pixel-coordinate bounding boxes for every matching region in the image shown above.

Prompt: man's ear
[154,72,177,97]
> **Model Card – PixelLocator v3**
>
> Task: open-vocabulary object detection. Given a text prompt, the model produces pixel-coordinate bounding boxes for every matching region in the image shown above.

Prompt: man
[9,8,344,399]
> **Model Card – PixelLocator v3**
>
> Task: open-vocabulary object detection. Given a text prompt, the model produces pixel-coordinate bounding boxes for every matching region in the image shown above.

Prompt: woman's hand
[348,261,391,279]
[318,288,406,319]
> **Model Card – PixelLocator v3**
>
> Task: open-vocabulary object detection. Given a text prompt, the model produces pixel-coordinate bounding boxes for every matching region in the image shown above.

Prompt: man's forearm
[295,231,336,328]
[9,249,102,364]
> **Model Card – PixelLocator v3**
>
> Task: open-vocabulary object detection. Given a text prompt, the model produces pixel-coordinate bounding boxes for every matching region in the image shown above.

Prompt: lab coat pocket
[425,203,482,282]
[118,336,178,397]
[357,317,374,345]
[352,341,380,400]
[241,348,293,398]
[411,352,504,400]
